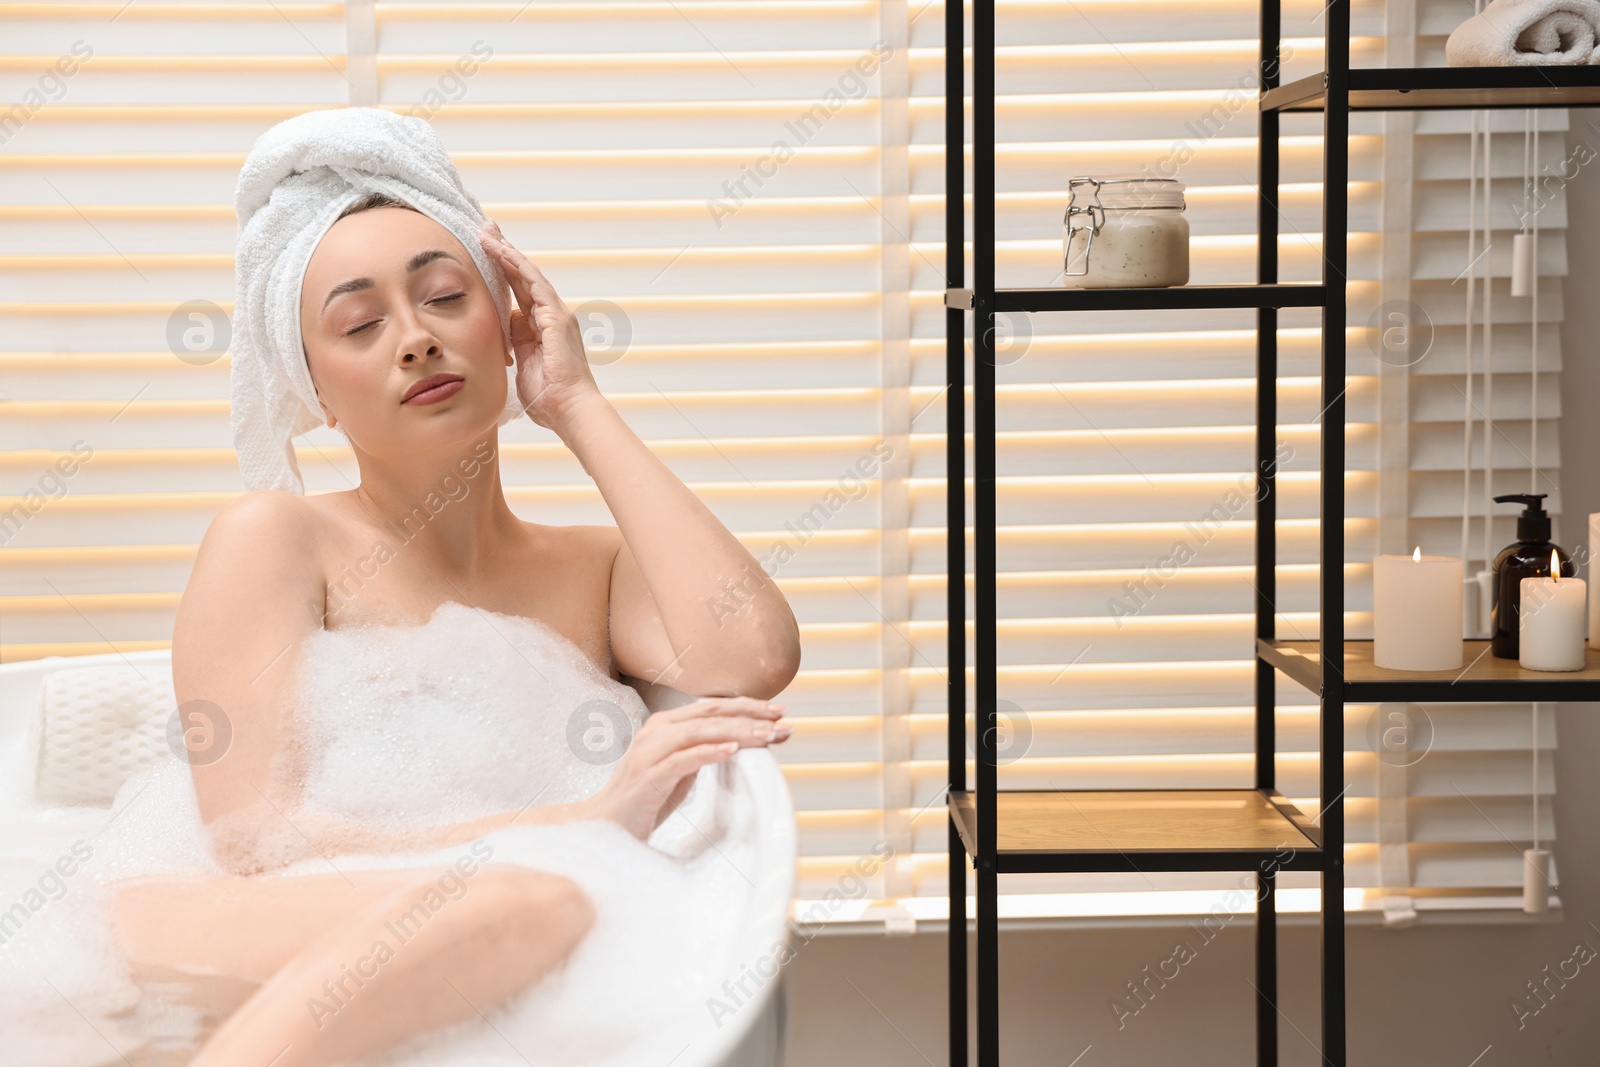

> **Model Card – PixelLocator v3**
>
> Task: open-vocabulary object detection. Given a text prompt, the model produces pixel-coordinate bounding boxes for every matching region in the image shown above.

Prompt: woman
[109,193,802,1067]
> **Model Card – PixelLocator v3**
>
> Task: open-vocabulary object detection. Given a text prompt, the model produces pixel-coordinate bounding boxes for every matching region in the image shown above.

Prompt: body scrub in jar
[1063,176,1190,288]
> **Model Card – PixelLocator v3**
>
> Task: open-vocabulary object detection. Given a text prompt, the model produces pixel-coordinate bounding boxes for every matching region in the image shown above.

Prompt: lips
[402,373,464,403]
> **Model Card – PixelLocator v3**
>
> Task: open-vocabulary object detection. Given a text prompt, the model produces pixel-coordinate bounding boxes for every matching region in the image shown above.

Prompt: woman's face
[299,205,509,461]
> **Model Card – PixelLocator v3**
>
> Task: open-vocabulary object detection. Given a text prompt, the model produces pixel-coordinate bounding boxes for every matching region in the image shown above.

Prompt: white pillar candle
[1521,552,1586,672]
[1588,512,1600,649]
[1373,548,1465,671]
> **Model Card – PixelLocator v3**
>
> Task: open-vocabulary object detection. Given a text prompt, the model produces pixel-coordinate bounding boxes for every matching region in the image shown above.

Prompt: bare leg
[110,865,594,1067]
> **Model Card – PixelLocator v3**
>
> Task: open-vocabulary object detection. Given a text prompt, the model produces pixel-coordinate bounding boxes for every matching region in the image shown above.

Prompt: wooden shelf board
[1262,638,1600,700]
[948,788,1319,857]
[1263,66,1600,112]
[992,283,1325,313]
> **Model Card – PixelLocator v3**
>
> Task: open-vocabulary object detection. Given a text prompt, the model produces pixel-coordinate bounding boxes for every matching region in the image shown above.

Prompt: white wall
[782,110,1600,1066]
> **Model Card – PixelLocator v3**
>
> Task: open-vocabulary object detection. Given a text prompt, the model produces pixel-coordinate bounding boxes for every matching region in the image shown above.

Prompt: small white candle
[1373,548,1465,671]
[1521,550,1586,672]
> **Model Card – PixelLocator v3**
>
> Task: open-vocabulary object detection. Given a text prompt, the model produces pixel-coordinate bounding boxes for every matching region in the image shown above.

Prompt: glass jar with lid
[1062,176,1190,288]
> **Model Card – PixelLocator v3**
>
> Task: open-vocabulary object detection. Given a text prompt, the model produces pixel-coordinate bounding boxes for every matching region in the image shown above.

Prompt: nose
[394,306,443,364]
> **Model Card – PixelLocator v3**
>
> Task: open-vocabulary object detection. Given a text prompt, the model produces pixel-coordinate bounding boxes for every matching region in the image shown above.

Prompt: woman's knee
[472,866,595,941]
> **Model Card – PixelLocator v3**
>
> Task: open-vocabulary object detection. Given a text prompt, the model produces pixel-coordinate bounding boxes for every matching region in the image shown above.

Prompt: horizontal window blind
[0,0,1565,928]
[1351,0,1568,923]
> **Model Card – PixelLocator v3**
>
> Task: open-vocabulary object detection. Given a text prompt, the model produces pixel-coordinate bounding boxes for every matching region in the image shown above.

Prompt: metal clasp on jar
[1063,177,1107,277]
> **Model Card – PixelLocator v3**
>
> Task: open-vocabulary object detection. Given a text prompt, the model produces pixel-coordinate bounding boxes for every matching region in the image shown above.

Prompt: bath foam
[289,600,654,829]
[0,601,761,1066]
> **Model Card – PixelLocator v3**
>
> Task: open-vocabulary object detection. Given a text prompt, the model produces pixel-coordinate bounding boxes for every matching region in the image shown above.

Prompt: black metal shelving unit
[944,3,1600,1065]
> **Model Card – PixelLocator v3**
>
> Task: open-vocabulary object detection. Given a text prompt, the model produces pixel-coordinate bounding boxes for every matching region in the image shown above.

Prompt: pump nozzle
[1494,493,1552,542]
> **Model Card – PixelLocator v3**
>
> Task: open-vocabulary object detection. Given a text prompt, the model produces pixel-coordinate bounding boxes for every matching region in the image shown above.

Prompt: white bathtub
[0,649,794,1067]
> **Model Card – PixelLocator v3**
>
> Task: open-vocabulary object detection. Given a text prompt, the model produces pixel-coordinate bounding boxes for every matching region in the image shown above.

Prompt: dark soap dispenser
[1490,493,1576,659]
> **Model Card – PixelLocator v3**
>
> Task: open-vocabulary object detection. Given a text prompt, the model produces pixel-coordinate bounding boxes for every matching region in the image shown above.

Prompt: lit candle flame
[1551,548,1560,582]
[1412,546,1421,562]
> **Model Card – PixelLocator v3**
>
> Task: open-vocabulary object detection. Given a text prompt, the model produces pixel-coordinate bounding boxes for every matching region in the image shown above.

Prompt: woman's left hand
[477,218,601,433]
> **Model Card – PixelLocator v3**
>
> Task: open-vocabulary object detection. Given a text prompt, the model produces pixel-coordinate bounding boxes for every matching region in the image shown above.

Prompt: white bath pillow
[28,663,173,807]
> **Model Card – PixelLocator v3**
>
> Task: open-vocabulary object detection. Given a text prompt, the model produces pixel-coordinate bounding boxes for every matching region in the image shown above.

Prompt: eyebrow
[320,249,464,315]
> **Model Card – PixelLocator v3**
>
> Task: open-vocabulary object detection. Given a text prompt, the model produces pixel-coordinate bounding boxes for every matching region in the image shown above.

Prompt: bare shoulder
[208,488,317,538]
[191,492,317,585]
[180,490,327,637]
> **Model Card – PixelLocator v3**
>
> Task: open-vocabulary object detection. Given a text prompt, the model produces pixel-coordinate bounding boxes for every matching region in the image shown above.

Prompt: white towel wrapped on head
[1447,0,1600,65]
[230,106,523,495]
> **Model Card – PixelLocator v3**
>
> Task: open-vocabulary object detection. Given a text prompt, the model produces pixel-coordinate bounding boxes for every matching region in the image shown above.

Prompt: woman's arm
[478,221,801,699]
[558,393,801,699]
[173,490,326,876]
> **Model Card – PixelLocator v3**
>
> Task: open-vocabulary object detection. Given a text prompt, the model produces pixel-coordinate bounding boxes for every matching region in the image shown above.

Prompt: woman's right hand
[585,696,792,841]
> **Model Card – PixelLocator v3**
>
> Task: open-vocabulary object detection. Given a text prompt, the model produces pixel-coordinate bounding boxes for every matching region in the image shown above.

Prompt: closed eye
[343,293,467,337]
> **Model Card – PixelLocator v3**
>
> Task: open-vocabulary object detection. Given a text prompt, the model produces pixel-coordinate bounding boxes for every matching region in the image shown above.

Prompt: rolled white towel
[230,108,522,496]
[1447,0,1600,65]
